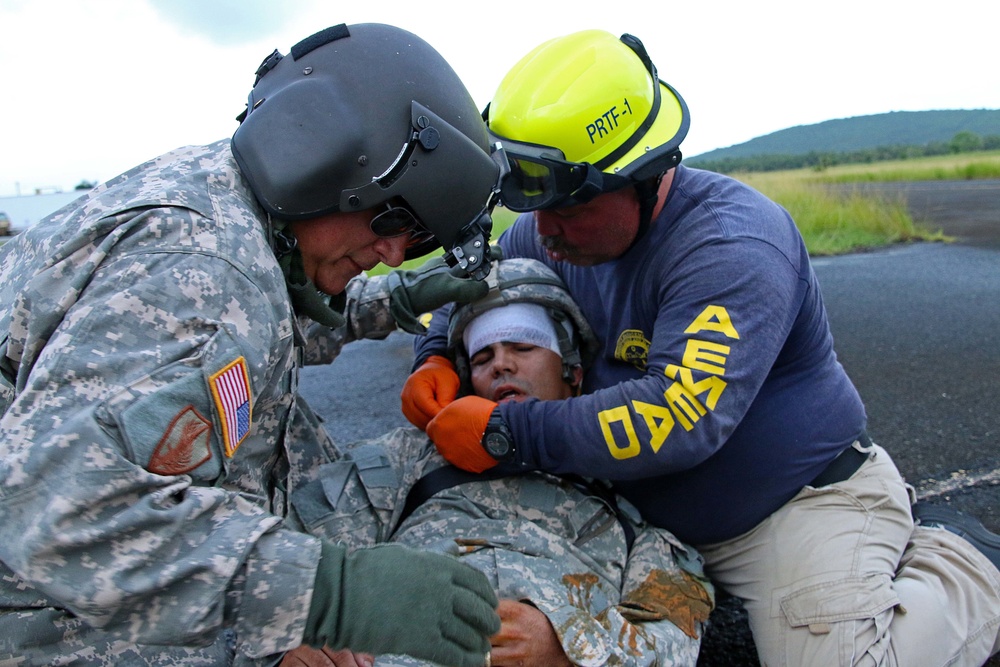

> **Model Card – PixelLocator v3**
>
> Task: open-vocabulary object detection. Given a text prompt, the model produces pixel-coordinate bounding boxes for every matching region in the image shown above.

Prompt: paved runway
[815,243,1000,530]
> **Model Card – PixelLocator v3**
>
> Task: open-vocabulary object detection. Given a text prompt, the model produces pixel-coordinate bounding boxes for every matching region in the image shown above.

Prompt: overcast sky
[1,0,996,197]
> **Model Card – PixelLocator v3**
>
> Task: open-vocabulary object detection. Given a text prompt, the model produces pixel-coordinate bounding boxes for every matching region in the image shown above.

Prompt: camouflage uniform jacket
[0,140,401,664]
[291,426,715,667]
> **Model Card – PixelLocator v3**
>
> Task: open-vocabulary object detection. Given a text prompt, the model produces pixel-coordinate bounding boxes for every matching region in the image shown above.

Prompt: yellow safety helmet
[486,30,689,211]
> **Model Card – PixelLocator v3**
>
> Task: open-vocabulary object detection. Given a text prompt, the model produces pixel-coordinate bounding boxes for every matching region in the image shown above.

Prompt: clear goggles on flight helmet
[485,132,631,212]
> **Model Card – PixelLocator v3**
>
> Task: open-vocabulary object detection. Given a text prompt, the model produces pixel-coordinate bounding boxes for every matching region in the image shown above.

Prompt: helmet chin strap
[627,174,664,251]
[270,216,347,328]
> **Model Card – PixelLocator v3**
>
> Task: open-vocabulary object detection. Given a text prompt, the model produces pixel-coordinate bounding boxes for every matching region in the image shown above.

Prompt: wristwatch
[482,409,515,462]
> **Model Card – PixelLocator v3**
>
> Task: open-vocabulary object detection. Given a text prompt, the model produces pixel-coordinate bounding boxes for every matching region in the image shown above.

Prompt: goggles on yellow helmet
[485,134,632,211]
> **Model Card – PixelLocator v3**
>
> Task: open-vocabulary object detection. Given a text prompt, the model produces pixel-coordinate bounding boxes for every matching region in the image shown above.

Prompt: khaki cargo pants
[698,442,1000,666]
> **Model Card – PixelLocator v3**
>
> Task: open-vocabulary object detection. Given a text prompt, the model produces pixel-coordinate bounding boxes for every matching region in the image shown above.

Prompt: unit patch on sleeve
[614,329,651,371]
[209,357,253,457]
[148,406,213,475]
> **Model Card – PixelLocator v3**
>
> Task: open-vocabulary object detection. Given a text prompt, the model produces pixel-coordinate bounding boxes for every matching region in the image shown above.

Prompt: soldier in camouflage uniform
[286,259,714,667]
[0,24,507,667]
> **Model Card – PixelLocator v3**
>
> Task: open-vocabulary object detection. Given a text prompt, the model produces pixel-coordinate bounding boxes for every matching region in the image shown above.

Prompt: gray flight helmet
[231,23,507,278]
[447,257,599,394]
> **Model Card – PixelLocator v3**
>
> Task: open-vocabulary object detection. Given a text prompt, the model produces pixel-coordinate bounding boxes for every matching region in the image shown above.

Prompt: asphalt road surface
[299,179,1000,666]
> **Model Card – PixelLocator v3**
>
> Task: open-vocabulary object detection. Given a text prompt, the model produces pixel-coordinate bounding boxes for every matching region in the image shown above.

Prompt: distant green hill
[687,109,1000,164]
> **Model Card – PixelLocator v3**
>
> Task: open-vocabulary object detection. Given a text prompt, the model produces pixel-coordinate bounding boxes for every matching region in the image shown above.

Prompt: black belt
[809,432,873,487]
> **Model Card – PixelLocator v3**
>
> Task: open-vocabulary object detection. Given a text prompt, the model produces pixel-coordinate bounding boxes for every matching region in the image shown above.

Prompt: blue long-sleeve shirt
[417,165,866,544]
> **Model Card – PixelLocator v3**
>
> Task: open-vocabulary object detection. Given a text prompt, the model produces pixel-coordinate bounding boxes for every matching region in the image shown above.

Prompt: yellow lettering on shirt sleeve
[593,308,739,459]
[684,305,740,339]
[598,406,642,460]
[632,400,676,453]
[666,364,728,411]
[663,380,707,431]
[682,339,731,375]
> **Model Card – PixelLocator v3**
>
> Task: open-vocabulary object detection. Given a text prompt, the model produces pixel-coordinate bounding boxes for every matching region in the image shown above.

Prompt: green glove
[304,541,500,667]
[386,256,489,335]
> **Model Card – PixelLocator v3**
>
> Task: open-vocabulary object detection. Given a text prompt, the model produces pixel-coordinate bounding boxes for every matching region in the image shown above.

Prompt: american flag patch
[209,357,252,457]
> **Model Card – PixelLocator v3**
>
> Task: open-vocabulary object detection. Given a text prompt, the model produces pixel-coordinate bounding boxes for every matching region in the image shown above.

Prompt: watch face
[483,431,511,460]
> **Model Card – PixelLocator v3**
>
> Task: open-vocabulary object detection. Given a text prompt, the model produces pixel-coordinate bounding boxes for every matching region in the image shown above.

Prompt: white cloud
[147,0,300,46]
[1,0,997,196]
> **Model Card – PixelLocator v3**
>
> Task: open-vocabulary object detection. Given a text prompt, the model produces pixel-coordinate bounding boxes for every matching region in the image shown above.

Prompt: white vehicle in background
[0,191,87,236]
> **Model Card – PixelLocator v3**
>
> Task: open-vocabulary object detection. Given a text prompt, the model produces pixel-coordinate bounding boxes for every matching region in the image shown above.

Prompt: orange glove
[426,396,499,473]
[401,355,461,430]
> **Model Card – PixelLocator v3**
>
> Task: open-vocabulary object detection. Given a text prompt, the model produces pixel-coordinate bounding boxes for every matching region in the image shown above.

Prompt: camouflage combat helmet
[231,23,505,276]
[447,257,598,392]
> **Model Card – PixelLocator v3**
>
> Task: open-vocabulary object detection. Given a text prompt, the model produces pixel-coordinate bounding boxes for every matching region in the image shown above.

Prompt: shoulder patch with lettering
[209,357,252,457]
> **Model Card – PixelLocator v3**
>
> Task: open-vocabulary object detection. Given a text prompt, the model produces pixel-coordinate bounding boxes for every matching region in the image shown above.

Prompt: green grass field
[733,174,941,256]
[373,151,999,273]
[732,151,1000,254]
[798,150,1000,183]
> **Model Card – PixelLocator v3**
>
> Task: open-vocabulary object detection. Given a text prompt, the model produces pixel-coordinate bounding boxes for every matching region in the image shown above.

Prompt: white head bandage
[463,302,561,359]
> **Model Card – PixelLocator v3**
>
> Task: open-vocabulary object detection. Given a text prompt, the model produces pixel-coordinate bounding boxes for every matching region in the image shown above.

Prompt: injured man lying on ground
[283,258,714,667]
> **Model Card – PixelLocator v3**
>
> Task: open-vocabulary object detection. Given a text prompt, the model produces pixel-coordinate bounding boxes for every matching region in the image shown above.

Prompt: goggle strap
[571,166,605,202]
[593,170,630,193]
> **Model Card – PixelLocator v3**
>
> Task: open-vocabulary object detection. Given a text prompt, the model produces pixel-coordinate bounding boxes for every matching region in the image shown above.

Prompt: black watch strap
[481,409,515,462]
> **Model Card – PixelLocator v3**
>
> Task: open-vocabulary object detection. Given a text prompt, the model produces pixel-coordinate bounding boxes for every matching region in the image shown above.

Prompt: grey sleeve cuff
[232,528,323,658]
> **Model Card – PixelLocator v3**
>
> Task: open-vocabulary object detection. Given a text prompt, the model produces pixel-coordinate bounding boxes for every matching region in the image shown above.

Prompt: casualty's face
[289,209,409,295]
[469,342,574,403]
